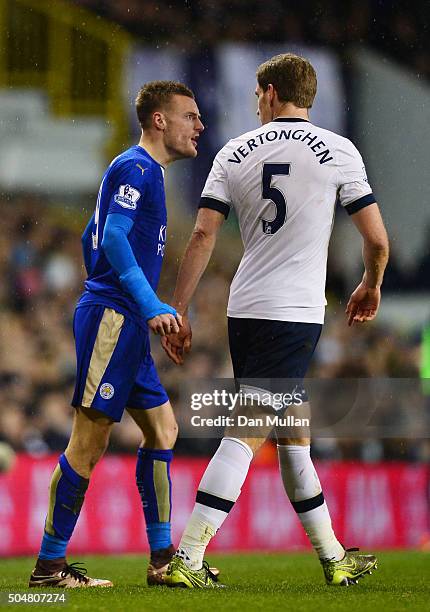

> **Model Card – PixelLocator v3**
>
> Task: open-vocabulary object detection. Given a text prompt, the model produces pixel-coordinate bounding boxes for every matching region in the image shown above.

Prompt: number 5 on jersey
[261,163,291,235]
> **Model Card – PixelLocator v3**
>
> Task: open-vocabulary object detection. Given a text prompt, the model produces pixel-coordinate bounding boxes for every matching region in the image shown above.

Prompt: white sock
[277,444,344,561]
[177,437,253,569]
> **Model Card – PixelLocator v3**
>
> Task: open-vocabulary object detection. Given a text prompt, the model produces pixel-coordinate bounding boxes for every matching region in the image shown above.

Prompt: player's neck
[273,103,309,121]
[137,135,170,168]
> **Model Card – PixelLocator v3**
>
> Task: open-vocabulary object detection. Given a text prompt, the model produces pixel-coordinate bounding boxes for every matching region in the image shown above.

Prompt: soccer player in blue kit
[29,81,204,588]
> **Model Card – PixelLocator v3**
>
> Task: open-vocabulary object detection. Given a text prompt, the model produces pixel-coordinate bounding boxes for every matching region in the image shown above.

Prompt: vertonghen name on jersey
[200,120,374,325]
[227,129,333,165]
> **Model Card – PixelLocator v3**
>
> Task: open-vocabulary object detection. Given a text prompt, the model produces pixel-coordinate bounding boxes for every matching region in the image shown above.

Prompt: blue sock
[39,532,69,561]
[39,454,89,560]
[136,448,173,552]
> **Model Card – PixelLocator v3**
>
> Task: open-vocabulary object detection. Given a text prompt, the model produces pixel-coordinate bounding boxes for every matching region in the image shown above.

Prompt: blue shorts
[72,305,168,422]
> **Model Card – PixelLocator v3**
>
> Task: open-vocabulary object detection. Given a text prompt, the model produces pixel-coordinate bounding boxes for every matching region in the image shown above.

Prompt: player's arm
[337,140,389,326]
[161,208,225,364]
[352,203,389,289]
[172,152,231,315]
[173,208,225,314]
[102,213,181,336]
[162,150,231,364]
[346,203,389,326]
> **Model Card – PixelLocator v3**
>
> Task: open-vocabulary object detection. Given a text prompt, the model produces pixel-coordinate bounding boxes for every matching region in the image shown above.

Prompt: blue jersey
[78,145,167,326]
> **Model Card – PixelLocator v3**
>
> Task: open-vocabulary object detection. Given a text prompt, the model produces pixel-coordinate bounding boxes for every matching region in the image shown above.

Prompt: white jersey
[200,118,375,324]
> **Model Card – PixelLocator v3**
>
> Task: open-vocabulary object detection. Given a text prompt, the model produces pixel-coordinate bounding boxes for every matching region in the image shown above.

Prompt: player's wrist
[362,282,381,291]
[364,285,381,291]
[119,266,169,320]
[362,274,381,290]
[145,303,177,321]
[171,299,188,316]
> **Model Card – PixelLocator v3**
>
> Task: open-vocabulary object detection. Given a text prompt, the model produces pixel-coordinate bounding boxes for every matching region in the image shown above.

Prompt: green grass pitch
[0,552,428,611]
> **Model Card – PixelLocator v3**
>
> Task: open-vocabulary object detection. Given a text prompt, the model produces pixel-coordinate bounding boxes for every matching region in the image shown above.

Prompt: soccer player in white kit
[162,53,389,588]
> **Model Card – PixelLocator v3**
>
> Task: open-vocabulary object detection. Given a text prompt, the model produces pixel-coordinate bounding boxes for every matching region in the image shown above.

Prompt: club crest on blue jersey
[99,382,115,399]
[114,184,141,209]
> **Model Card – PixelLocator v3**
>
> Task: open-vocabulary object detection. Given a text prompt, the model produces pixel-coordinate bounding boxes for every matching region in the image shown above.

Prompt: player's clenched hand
[346,281,381,326]
[148,312,182,336]
[161,315,192,365]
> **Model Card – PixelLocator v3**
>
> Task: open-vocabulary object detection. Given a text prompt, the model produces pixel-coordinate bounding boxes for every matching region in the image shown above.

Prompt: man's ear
[267,83,276,107]
[153,111,166,131]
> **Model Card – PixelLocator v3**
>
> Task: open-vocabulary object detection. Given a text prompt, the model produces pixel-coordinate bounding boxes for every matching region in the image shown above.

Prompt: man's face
[162,95,204,160]
[255,83,273,125]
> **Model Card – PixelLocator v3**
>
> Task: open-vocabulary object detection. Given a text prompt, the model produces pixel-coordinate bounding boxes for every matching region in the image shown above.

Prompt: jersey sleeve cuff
[344,193,376,215]
[199,196,231,219]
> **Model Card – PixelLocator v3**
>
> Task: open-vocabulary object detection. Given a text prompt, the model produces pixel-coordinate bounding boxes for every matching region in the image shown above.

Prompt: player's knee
[90,435,110,465]
[169,420,179,446]
[281,437,311,446]
[145,419,178,449]
[67,421,111,475]
[157,420,178,449]
[68,436,108,474]
[86,449,105,473]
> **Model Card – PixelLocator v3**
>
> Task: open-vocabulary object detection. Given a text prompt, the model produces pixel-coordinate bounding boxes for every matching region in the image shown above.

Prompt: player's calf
[31,408,113,587]
[135,447,175,585]
[278,443,346,562]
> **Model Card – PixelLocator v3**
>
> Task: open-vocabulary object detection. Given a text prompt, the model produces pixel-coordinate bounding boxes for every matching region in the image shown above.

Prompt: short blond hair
[256,53,317,108]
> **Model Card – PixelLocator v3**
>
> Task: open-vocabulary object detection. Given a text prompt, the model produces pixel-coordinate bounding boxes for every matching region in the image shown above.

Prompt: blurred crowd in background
[0,196,429,463]
[0,0,429,464]
[75,0,430,80]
